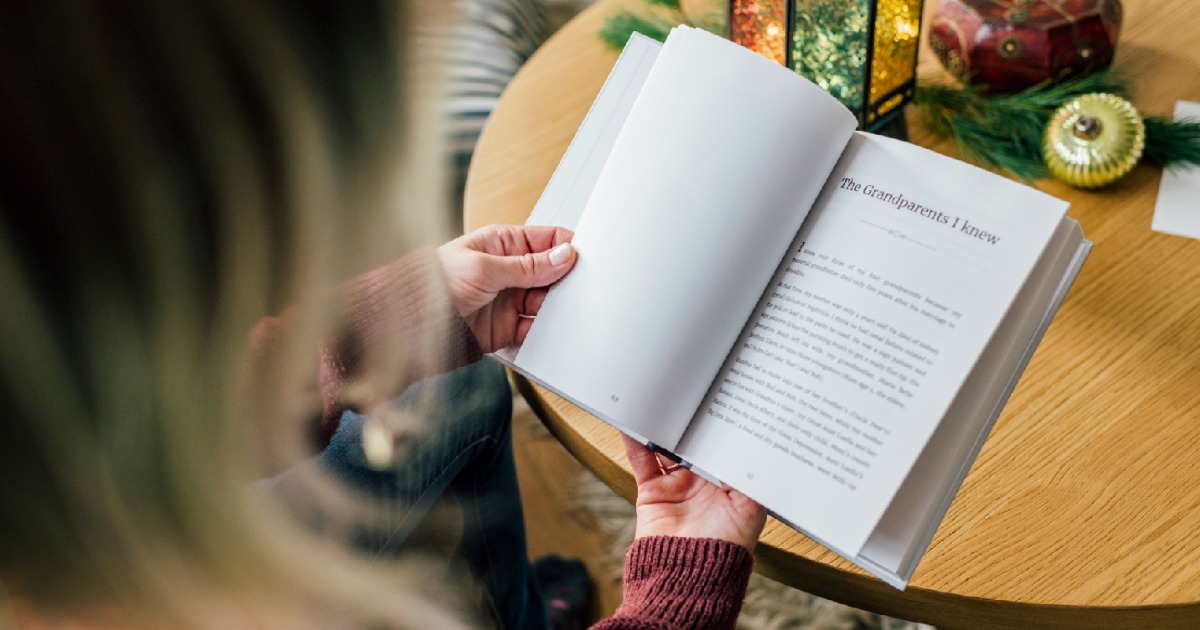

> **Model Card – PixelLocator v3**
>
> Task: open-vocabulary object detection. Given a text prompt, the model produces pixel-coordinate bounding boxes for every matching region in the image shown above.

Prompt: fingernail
[548,242,573,266]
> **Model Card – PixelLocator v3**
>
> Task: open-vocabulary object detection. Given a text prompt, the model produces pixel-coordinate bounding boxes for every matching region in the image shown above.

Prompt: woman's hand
[623,435,767,551]
[437,225,576,352]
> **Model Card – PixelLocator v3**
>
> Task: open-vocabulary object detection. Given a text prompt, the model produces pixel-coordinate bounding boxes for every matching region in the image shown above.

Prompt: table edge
[514,374,1200,629]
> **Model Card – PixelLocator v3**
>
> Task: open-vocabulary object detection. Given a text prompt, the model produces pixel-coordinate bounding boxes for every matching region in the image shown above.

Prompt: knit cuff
[613,536,754,629]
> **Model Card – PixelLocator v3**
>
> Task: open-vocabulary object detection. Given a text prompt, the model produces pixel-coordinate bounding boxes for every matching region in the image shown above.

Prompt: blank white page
[514,27,857,449]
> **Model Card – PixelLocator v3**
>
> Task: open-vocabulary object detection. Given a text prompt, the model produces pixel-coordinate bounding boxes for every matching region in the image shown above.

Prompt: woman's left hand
[437,224,577,352]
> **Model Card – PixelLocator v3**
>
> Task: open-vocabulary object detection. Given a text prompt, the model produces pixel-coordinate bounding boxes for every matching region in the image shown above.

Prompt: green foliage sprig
[914,71,1132,181]
[1144,115,1200,169]
[916,75,1200,180]
[597,0,721,51]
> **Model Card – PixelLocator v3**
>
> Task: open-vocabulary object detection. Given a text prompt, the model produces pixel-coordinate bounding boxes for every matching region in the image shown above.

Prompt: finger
[519,225,575,254]
[516,315,535,346]
[521,287,549,317]
[480,290,527,350]
[461,226,523,256]
[511,286,552,346]
[485,241,576,290]
[501,223,571,253]
[622,434,665,486]
[727,488,767,513]
[466,225,574,256]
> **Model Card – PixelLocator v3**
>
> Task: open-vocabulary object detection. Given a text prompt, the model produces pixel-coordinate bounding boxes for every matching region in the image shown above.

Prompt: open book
[495,27,1091,589]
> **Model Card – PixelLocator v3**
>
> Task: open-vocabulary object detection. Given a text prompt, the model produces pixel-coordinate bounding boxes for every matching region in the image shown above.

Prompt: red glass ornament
[928,0,1122,94]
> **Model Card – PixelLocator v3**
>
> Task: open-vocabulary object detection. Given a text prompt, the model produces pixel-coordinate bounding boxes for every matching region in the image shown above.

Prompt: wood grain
[466,1,1200,627]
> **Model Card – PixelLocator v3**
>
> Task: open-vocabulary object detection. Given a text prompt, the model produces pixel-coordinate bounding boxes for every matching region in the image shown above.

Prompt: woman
[0,1,766,627]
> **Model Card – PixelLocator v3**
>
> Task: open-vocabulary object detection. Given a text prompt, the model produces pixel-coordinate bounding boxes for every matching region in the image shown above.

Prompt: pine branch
[1144,116,1200,168]
[598,10,675,49]
[596,3,722,52]
[914,71,1133,180]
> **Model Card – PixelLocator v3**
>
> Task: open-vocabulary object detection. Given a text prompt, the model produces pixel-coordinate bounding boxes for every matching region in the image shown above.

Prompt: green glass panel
[790,0,871,114]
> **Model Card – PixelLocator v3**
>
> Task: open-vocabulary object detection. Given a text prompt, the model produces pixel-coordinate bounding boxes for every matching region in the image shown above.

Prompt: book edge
[883,226,1093,584]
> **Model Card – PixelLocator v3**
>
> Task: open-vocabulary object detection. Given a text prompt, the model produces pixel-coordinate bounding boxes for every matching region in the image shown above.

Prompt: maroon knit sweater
[253,248,756,628]
[594,536,755,629]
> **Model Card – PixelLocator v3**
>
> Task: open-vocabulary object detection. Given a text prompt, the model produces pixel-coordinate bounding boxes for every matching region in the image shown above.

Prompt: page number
[746,472,755,481]
[610,394,620,403]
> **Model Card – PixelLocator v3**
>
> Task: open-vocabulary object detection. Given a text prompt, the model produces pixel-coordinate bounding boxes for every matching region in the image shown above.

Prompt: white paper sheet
[1152,101,1200,239]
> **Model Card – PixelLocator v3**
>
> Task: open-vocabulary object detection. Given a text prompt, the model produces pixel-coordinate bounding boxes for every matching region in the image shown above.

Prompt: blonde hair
[0,0,470,626]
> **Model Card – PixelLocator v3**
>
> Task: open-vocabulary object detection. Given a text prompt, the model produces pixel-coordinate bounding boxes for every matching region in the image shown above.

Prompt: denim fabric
[264,359,546,629]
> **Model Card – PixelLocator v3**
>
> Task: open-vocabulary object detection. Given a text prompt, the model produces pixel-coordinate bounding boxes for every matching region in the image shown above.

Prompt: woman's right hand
[622,436,767,551]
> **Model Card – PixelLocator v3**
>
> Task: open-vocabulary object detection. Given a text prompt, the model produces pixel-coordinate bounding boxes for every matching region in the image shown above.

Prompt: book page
[514,28,857,449]
[493,34,664,368]
[677,133,1068,555]
[522,33,664,232]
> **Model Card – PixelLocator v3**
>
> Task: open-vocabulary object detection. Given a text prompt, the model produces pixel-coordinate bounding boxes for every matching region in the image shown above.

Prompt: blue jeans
[264,359,545,629]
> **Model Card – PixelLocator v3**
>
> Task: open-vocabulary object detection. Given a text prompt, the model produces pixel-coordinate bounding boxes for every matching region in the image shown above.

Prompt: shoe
[533,555,592,630]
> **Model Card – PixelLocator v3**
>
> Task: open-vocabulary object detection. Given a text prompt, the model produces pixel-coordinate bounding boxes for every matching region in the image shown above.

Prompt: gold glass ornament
[1044,93,1145,189]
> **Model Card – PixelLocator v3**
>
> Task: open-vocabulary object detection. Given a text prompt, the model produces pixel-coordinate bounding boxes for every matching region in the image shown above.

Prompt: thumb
[622,434,663,485]
[488,242,576,289]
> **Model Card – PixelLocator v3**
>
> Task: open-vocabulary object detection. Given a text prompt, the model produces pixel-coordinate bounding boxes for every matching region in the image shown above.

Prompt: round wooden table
[464,1,1200,627]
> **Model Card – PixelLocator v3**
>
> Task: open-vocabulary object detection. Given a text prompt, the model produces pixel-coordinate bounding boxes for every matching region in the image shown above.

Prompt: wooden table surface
[464,1,1200,627]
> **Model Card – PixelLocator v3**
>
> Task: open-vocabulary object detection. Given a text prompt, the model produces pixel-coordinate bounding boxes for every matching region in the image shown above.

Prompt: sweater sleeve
[591,537,755,630]
[250,247,484,448]
[324,247,482,392]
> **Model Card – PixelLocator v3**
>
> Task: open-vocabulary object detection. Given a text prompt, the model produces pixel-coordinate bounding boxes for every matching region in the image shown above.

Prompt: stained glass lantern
[729,0,925,132]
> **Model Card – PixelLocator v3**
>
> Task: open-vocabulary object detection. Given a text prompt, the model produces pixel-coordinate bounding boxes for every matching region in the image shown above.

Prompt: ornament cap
[1073,115,1103,140]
